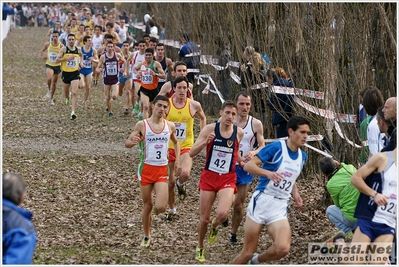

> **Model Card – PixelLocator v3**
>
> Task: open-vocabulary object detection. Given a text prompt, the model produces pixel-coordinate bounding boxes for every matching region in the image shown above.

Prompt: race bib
[66,59,77,68]
[175,123,187,141]
[49,52,57,63]
[106,64,117,75]
[208,149,232,174]
[83,59,92,69]
[142,71,153,84]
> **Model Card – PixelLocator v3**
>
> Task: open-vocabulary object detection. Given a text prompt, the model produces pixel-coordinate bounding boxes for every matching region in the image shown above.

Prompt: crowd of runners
[9,2,397,264]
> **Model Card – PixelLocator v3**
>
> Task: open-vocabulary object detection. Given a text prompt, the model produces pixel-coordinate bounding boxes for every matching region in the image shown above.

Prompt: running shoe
[176,183,187,201]
[222,218,229,227]
[108,111,113,118]
[46,90,51,99]
[140,236,151,248]
[165,212,176,222]
[248,253,259,264]
[65,98,70,105]
[321,230,346,249]
[208,218,218,245]
[195,247,205,263]
[50,99,55,106]
[123,108,129,115]
[133,102,140,115]
[70,112,77,120]
[230,232,239,247]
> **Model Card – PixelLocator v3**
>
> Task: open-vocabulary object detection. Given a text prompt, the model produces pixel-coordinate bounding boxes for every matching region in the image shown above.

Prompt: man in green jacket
[319,157,360,238]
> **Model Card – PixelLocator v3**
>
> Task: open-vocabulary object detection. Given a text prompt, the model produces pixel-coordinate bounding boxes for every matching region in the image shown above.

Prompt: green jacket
[326,163,360,222]
[359,115,371,164]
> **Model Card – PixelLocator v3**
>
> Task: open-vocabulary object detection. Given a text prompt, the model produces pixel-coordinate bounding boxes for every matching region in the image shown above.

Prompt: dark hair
[143,33,150,38]
[377,107,391,126]
[52,30,59,35]
[83,35,91,44]
[106,41,114,46]
[145,48,154,54]
[3,173,26,205]
[221,100,237,111]
[94,25,102,31]
[173,76,189,88]
[153,94,169,105]
[104,34,113,40]
[287,116,310,131]
[174,61,187,71]
[122,40,130,45]
[84,25,90,30]
[138,40,146,45]
[182,33,190,41]
[67,33,75,39]
[156,43,164,48]
[318,157,336,177]
[106,22,114,28]
[149,37,158,43]
[362,86,384,116]
[234,91,251,102]
[133,42,139,47]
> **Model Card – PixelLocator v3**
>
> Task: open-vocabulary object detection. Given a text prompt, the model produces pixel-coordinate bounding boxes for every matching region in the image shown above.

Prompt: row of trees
[111,3,396,173]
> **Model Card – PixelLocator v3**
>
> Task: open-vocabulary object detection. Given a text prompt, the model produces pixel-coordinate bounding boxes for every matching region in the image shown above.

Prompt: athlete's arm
[166,57,174,74]
[250,118,266,157]
[189,124,215,158]
[133,62,143,79]
[154,62,166,79]
[55,47,66,63]
[169,122,181,177]
[351,152,389,206]
[96,55,105,73]
[244,154,284,183]
[292,183,303,208]
[125,121,144,148]
[78,47,84,68]
[188,82,194,99]
[90,48,99,64]
[116,53,129,77]
[158,82,171,97]
[40,42,50,60]
[192,101,206,130]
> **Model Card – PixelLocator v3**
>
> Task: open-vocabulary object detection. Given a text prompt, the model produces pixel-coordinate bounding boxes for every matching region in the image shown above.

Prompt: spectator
[358,87,371,164]
[266,68,294,138]
[381,97,397,152]
[362,86,385,157]
[318,157,359,239]
[215,36,231,100]
[376,107,391,147]
[149,19,158,36]
[178,33,200,84]
[240,46,267,121]
[3,173,37,264]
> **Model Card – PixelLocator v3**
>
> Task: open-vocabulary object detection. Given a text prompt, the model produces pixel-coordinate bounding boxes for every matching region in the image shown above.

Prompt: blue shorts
[119,72,132,84]
[79,68,93,76]
[354,218,395,242]
[235,165,254,186]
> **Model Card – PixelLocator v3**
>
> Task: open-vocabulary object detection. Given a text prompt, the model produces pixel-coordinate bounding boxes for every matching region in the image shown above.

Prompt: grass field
[3,26,334,264]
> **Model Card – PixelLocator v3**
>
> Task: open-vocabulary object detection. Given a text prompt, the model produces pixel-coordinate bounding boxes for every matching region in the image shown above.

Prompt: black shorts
[45,64,61,75]
[138,87,159,102]
[62,71,80,84]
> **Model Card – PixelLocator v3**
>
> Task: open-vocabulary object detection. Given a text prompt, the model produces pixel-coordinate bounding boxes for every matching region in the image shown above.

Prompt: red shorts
[199,169,237,193]
[139,163,168,186]
[168,148,190,162]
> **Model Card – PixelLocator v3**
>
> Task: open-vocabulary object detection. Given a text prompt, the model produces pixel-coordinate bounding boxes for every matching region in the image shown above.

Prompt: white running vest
[143,119,170,166]
[264,140,303,200]
[373,154,397,228]
[237,116,256,164]
[92,35,103,50]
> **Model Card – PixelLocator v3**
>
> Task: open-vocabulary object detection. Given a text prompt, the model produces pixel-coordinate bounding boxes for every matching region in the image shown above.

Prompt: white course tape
[264,135,324,143]
[334,121,362,148]
[294,96,357,123]
[304,143,333,158]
